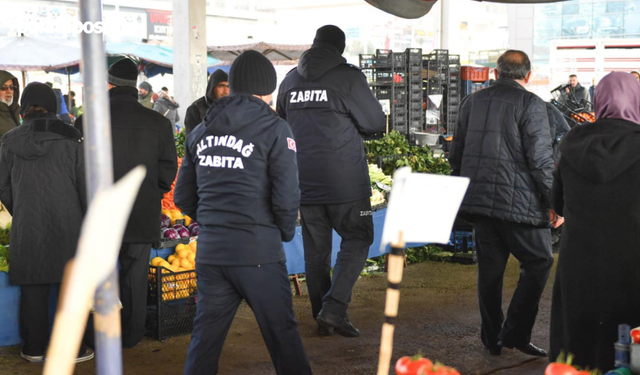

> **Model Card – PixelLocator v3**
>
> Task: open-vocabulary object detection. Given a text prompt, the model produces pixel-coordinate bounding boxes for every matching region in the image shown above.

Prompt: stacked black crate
[359,50,407,135]
[422,50,449,134]
[405,48,423,143]
[446,55,461,134]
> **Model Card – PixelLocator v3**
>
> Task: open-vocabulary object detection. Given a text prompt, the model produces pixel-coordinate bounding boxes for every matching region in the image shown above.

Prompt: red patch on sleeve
[287,137,297,152]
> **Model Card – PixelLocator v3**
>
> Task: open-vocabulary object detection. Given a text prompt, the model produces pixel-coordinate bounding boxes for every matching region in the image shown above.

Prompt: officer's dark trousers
[183,262,312,375]
[300,198,374,319]
[473,217,554,349]
[118,243,152,348]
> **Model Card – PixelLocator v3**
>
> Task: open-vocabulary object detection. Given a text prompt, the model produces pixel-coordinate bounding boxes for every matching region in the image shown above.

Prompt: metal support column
[79,1,122,374]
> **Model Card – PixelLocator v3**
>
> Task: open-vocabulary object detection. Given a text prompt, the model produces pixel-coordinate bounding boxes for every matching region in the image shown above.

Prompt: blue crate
[462,80,489,96]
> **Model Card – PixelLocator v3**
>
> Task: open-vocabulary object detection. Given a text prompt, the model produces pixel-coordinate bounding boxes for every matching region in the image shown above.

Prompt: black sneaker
[316,310,360,338]
[75,348,95,363]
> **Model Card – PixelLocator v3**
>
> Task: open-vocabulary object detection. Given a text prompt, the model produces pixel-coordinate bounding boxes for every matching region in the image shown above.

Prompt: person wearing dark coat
[0,71,20,143]
[175,50,311,375]
[75,59,178,348]
[183,69,229,135]
[560,74,591,109]
[276,25,385,338]
[0,82,93,363]
[153,89,180,129]
[546,102,571,162]
[449,50,557,357]
[549,72,640,371]
[44,82,73,125]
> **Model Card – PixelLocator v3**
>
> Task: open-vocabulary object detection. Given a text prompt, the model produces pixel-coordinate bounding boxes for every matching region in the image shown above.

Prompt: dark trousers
[118,243,152,348]
[300,198,374,319]
[473,217,554,348]
[20,284,89,356]
[20,284,54,356]
[183,262,311,375]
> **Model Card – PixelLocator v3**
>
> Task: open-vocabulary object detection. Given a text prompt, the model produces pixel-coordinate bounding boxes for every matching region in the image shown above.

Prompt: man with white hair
[0,71,20,144]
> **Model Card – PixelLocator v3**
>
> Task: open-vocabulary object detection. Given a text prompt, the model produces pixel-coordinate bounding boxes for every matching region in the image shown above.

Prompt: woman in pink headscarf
[549,72,640,371]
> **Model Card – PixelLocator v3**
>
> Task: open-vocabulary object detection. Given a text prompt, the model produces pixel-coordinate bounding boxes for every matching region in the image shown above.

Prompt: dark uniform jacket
[174,94,300,266]
[449,78,555,228]
[0,113,85,285]
[276,47,385,205]
[75,86,177,244]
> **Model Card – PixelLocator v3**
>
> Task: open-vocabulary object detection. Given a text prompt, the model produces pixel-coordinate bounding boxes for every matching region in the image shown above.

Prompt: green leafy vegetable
[175,130,186,159]
[0,244,9,273]
[365,131,451,176]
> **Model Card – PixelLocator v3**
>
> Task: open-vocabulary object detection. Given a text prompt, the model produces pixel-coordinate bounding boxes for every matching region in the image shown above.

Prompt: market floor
[0,255,556,375]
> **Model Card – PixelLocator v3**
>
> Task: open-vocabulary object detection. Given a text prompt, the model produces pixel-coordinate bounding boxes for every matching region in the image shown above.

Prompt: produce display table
[150,208,396,275]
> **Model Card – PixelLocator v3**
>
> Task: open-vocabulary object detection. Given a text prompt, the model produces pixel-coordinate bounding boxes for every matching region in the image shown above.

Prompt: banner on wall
[146,9,173,41]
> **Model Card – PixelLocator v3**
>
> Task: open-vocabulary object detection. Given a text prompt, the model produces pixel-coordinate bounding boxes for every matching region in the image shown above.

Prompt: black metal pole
[78,1,123,374]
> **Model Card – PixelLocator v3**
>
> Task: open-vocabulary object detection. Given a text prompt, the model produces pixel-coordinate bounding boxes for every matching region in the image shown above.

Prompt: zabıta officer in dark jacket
[183,69,229,135]
[75,58,178,348]
[450,50,557,357]
[549,72,640,371]
[175,51,311,375]
[277,25,385,338]
[0,82,93,363]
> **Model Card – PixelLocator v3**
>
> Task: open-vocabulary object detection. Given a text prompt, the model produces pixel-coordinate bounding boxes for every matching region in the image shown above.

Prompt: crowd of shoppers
[2,23,640,374]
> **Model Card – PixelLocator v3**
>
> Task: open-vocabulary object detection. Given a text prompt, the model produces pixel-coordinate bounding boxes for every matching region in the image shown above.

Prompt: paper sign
[428,94,443,109]
[380,167,469,250]
[379,99,391,115]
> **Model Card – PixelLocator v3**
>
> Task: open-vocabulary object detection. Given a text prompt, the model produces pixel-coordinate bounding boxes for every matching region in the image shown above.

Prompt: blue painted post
[78,1,123,374]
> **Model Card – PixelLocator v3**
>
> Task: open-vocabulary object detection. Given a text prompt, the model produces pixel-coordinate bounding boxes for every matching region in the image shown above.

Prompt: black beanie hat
[229,50,276,96]
[312,25,346,54]
[138,81,152,92]
[107,58,138,87]
[19,82,57,117]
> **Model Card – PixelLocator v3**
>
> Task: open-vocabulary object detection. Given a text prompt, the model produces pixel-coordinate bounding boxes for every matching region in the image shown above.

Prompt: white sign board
[381,167,469,249]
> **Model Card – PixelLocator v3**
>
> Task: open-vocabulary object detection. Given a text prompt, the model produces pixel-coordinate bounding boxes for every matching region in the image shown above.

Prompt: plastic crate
[405,48,423,64]
[392,103,407,114]
[153,236,190,249]
[359,54,375,69]
[393,52,406,68]
[461,66,490,82]
[146,266,198,341]
[462,80,489,96]
[427,80,444,95]
[392,123,408,134]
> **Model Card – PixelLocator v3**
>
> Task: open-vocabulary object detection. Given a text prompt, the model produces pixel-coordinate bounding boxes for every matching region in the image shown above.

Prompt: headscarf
[19,82,57,118]
[594,72,640,124]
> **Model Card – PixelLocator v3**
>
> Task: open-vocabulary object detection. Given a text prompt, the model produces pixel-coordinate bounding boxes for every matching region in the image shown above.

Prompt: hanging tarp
[365,0,569,19]
[207,42,311,62]
[0,35,81,71]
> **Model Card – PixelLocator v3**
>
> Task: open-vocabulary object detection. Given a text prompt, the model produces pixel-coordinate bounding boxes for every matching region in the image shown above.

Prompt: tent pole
[79,1,123,374]
[21,71,26,89]
[67,68,72,113]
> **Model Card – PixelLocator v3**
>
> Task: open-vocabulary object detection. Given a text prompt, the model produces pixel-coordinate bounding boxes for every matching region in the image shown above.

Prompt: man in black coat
[175,50,311,375]
[449,50,557,357]
[183,69,229,135]
[0,82,93,363]
[75,58,178,348]
[276,25,385,337]
[560,74,591,109]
